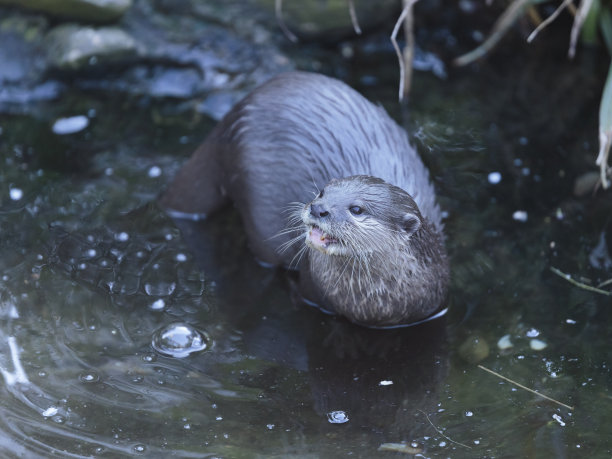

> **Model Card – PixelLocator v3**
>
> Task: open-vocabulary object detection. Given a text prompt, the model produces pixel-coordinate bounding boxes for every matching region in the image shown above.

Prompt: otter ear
[400,213,421,237]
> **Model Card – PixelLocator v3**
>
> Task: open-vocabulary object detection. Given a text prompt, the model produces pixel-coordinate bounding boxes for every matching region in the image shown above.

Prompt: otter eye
[318,190,324,198]
[349,206,364,215]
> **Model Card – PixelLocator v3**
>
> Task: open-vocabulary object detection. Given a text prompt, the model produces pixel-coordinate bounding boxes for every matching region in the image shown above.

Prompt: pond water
[1,10,612,459]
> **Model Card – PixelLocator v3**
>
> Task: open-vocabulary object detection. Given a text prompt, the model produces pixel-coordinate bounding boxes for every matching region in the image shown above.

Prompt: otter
[160,71,449,328]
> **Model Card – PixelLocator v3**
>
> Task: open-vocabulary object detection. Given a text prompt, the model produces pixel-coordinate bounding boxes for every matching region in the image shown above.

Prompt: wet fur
[160,71,448,326]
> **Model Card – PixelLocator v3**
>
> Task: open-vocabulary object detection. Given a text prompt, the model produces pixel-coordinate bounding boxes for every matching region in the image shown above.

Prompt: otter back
[160,71,442,267]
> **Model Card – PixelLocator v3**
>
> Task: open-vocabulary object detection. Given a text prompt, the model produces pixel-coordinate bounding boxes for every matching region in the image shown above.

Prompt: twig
[275,0,298,43]
[478,365,574,411]
[416,410,472,449]
[527,0,574,43]
[550,266,612,296]
[347,0,362,35]
[569,0,594,59]
[597,277,612,288]
[391,0,418,102]
[454,0,531,66]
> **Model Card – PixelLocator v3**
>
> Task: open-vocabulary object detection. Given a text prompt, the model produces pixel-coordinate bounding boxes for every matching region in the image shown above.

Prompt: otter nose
[310,203,329,218]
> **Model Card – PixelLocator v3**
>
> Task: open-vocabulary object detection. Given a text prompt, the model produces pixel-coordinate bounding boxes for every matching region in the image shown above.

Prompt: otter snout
[310,203,329,219]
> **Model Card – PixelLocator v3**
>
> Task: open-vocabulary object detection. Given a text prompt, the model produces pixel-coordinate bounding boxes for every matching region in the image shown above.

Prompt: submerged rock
[0,0,132,23]
[46,25,140,70]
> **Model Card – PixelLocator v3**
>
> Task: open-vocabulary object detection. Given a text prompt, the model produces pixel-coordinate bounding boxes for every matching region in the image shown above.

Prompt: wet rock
[573,171,599,197]
[458,335,490,364]
[0,14,48,85]
[46,25,140,70]
[0,0,132,23]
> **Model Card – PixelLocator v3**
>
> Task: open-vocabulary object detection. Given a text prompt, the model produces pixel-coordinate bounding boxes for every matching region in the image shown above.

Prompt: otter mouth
[306,224,339,252]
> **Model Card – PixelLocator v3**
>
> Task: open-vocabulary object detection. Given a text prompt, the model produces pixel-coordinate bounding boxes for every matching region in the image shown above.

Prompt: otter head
[301,175,423,257]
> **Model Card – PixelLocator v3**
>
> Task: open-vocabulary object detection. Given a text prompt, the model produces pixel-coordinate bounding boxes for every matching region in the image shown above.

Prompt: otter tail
[158,128,229,220]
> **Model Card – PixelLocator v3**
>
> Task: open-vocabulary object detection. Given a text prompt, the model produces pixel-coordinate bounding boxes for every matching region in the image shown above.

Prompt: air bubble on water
[42,406,58,417]
[144,282,176,296]
[142,354,156,363]
[86,249,97,257]
[150,299,166,311]
[327,411,349,424]
[151,322,210,358]
[133,444,146,454]
[115,232,129,242]
[176,253,187,262]
[79,372,99,383]
[526,328,540,338]
[266,424,275,430]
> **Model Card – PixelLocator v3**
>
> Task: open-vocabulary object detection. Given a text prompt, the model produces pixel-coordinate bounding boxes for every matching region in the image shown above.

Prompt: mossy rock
[0,0,132,23]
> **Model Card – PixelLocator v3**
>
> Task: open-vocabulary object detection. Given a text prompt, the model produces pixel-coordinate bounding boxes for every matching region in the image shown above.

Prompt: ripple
[151,323,210,358]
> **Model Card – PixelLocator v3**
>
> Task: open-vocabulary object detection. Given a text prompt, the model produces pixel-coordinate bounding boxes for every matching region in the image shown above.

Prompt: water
[1,17,611,459]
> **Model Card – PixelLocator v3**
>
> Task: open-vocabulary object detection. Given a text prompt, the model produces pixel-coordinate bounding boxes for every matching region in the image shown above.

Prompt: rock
[254,0,400,41]
[0,0,132,23]
[46,25,140,70]
[458,335,490,364]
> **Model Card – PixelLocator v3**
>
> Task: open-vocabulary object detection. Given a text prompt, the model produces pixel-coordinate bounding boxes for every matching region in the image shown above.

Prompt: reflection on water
[0,18,612,459]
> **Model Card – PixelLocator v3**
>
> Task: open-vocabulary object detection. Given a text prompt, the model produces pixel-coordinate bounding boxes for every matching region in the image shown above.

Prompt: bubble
[151,322,210,358]
[133,444,146,454]
[52,115,89,135]
[9,188,23,201]
[79,372,99,383]
[176,253,187,262]
[266,424,275,430]
[115,232,129,242]
[526,328,540,338]
[327,411,349,424]
[378,380,393,386]
[42,406,58,417]
[149,299,166,311]
[144,282,176,296]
